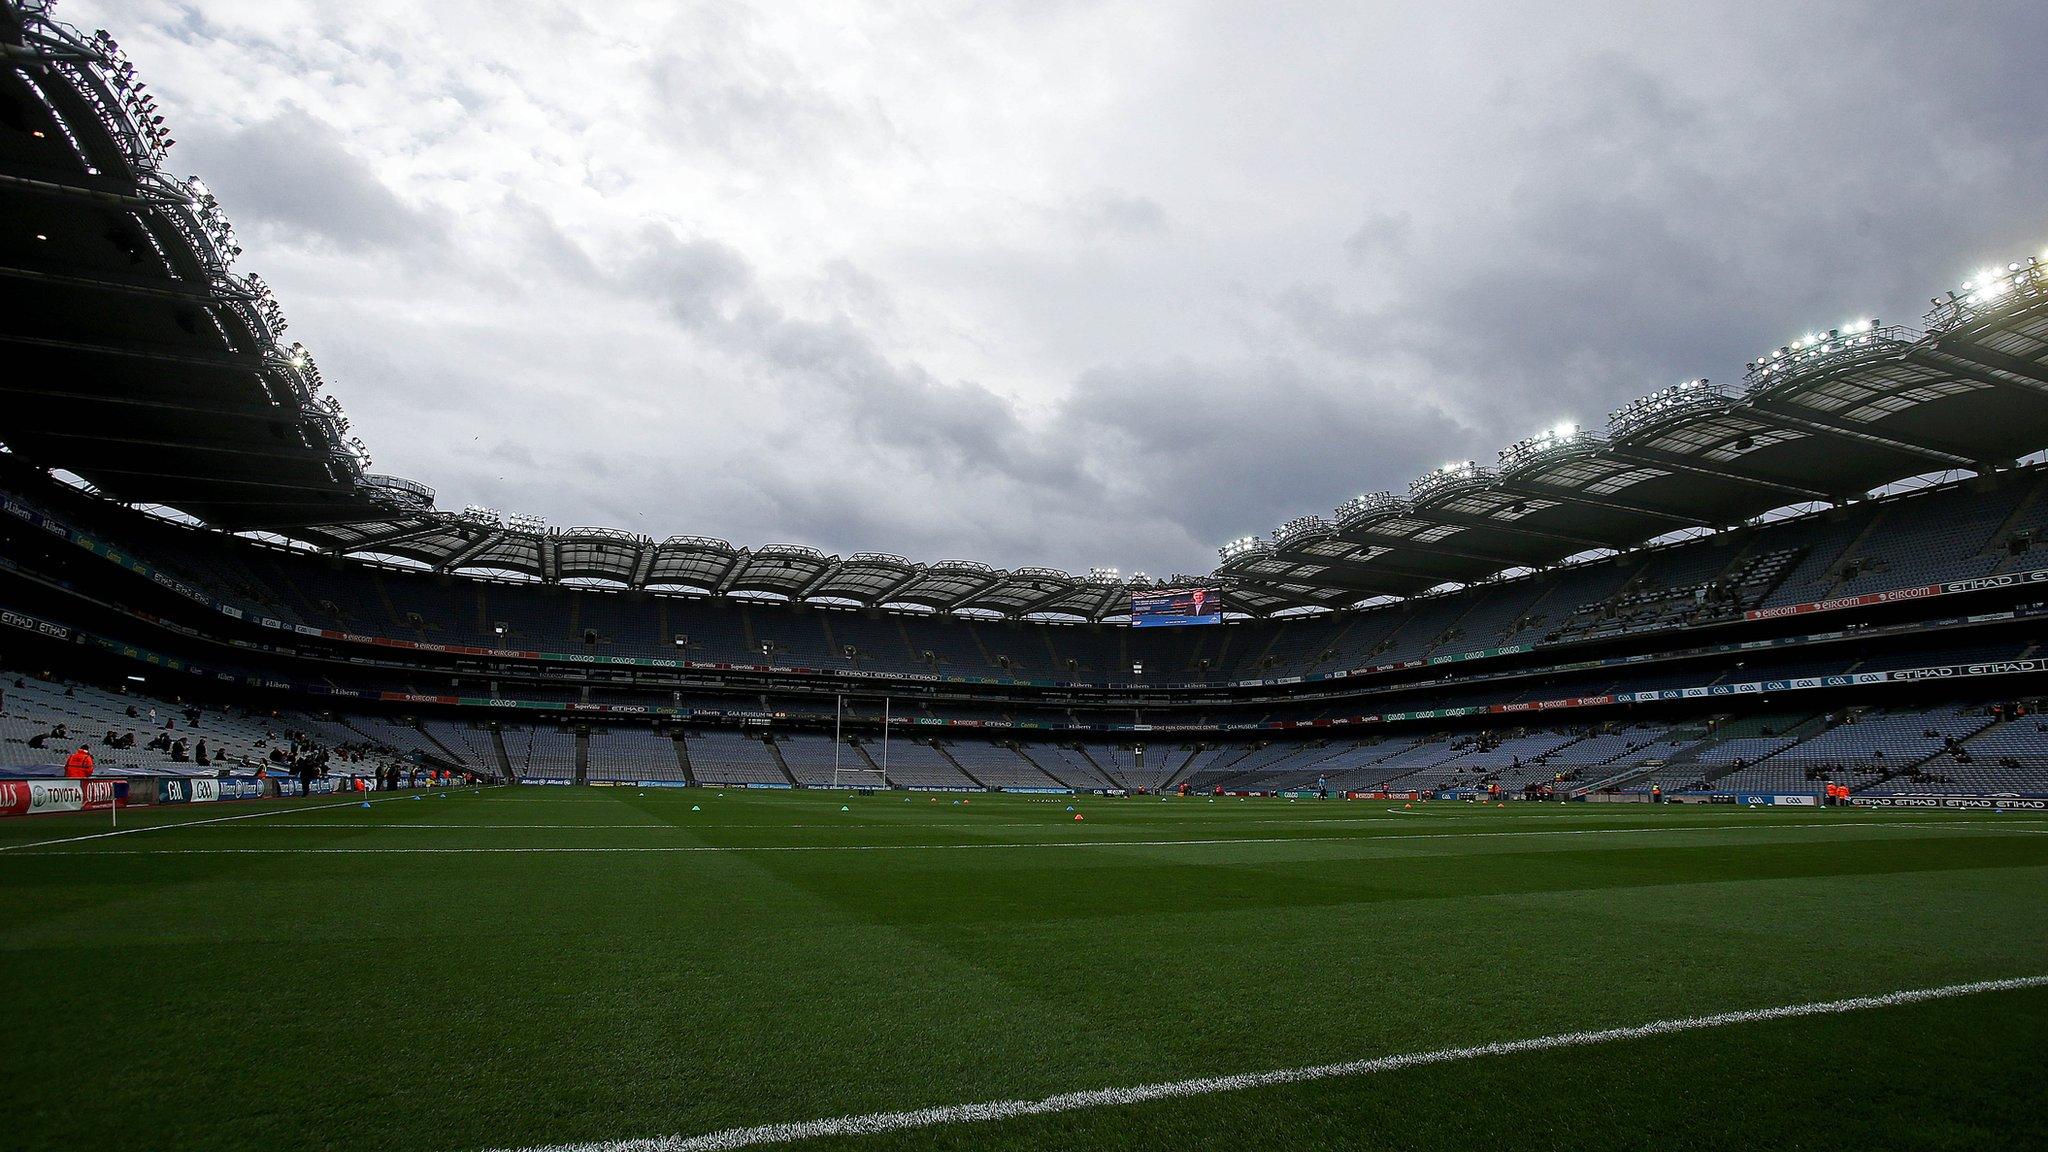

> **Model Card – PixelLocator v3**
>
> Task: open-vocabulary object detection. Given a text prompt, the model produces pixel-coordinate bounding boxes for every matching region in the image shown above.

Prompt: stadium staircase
[1504,581,1571,646]
[932,743,988,789]
[1241,628,1287,677]
[1729,545,1802,607]
[1857,712,2004,793]
[369,572,407,633]
[964,625,1001,672]
[1568,762,1658,797]
[491,729,517,781]
[738,607,759,663]
[1014,745,1073,789]
[1680,713,1831,791]
[762,739,800,787]
[1811,511,1895,601]
[849,741,895,788]
[1989,475,2048,574]
[1209,744,1288,791]
[1209,627,1238,675]
[1074,744,1115,787]
[671,733,696,785]
[417,722,466,766]
[1158,746,1205,793]
[1421,598,1491,660]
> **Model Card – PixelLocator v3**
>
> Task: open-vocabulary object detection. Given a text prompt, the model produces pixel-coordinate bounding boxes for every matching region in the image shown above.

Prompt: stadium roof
[5,0,2048,620]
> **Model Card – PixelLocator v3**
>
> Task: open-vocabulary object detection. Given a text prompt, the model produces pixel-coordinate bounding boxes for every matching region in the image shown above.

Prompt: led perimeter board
[1132,586,1223,627]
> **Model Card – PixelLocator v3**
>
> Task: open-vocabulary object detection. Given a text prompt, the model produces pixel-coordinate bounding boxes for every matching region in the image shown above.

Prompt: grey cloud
[1284,37,2048,455]
[637,8,898,169]
[176,107,446,253]
[1057,358,1473,546]
[626,230,755,330]
[94,0,2048,579]
[1073,191,1169,238]
[1343,212,1411,266]
[501,194,603,285]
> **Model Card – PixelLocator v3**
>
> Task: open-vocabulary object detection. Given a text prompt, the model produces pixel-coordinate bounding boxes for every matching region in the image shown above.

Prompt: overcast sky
[76,0,2048,576]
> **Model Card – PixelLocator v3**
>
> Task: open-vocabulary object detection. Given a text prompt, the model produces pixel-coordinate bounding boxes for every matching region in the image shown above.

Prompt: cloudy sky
[76,0,2048,576]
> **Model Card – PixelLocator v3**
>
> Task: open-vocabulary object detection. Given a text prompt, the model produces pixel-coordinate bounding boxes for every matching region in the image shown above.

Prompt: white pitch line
[194,816,1566,832]
[15,819,2035,856]
[481,974,2048,1152]
[0,791,427,853]
[188,814,2048,834]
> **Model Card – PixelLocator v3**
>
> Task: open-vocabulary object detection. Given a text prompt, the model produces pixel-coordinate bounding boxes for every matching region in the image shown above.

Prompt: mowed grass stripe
[482,975,2048,1152]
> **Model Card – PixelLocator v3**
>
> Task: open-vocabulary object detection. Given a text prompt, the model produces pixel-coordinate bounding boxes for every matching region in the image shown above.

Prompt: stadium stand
[681,731,789,787]
[2,12,2048,804]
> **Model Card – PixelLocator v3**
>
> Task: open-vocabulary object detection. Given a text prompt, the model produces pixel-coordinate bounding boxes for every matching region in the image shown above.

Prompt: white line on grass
[195,816,1572,832]
[185,814,2048,835]
[0,790,429,853]
[480,973,2048,1152]
[18,819,2038,856]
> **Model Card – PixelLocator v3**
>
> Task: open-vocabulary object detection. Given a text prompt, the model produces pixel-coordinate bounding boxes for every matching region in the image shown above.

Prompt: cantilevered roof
[5,0,2048,621]
[1222,294,2048,603]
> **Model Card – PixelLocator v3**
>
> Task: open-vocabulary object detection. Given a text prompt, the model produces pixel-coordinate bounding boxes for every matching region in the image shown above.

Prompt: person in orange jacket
[64,745,95,778]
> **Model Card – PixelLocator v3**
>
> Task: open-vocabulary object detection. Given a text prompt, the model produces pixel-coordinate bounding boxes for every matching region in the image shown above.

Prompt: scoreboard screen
[1132,587,1223,627]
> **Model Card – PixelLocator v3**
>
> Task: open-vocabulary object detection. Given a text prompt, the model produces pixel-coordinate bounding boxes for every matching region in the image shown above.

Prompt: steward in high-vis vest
[64,745,95,778]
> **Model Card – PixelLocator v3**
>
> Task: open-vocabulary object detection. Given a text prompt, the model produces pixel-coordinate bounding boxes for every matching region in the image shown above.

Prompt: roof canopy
[5,1,2048,619]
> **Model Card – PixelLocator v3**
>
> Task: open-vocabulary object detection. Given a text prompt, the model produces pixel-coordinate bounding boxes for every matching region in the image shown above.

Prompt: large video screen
[1131,586,1223,628]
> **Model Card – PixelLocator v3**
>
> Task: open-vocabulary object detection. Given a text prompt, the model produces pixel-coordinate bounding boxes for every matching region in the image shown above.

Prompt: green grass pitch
[2,787,2044,1151]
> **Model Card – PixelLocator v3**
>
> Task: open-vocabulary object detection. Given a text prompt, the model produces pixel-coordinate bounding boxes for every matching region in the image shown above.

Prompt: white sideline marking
[481,974,2048,1152]
[16,818,2036,856]
[162,814,2048,836]
[0,791,425,853]
[202,816,1549,832]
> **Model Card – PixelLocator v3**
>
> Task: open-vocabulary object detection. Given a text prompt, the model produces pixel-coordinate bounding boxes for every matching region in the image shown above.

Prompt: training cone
[1064,804,1074,812]
[840,805,850,812]
[691,804,701,812]
[360,801,371,809]
[1404,802,1412,809]
[1074,813,1084,821]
